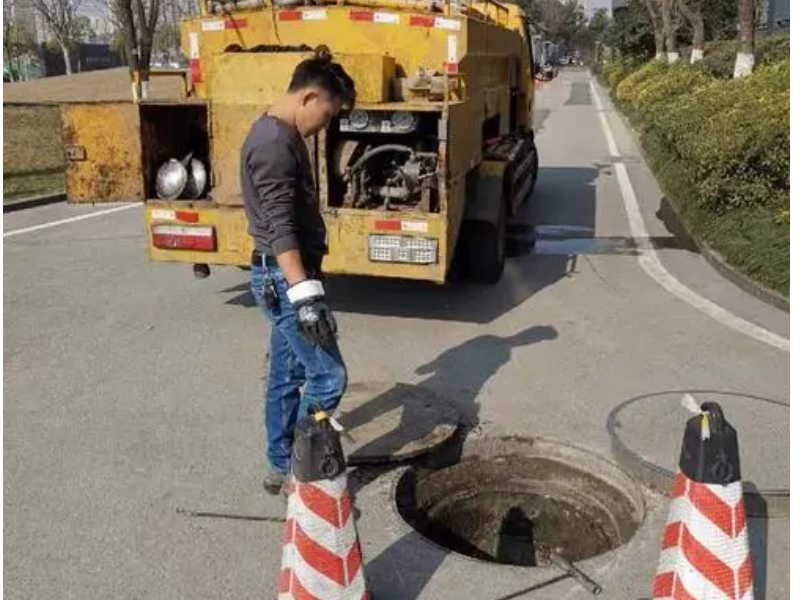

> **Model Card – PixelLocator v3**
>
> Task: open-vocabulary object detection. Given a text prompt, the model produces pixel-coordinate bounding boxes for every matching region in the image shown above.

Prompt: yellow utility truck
[61,0,538,283]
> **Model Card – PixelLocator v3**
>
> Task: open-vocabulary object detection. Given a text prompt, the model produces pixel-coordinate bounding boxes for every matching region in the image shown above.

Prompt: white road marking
[589,79,789,353]
[4,203,140,238]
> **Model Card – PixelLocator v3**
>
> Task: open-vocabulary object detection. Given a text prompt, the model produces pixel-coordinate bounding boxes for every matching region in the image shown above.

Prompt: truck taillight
[368,235,438,265]
[152,224,216,251]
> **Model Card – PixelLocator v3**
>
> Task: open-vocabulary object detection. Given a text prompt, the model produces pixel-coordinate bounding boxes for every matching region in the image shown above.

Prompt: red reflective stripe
[445,61,458,73]
[175,210,199,223]
[350,10,374,20]
[375,220,401,231]
[410,15,435,27]
[671,472,689,498]
[345,541,363,585]
[297,482,344,528]
[661,521,681,550]
[278,568,291,593]
[224,18,247,28]
[653,572,675,597]
[190,58,202,84]
[737,558,753,598]
[681,526,736,599]
[687,481,737,537]
[293,521,346,586]
[278,10,302,20]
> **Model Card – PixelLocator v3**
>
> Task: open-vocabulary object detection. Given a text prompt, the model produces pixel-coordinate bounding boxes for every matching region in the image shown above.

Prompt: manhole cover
[608,390,789,517]
[337,382,460,465]
[396,436,644,566]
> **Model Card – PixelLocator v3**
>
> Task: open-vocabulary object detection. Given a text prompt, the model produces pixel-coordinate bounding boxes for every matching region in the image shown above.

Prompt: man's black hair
[288,50,356,108]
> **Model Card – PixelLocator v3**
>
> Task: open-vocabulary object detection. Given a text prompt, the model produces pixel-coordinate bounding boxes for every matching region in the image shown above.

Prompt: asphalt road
[4,69,789,599]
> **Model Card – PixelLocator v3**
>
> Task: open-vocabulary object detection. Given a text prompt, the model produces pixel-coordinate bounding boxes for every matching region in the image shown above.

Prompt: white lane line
[4,203,140,238]
[589,79,789,353]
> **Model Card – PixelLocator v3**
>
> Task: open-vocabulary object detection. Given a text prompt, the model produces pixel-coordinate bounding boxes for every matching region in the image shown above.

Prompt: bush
[653,61,788,212]
[615,60,669,107]
[599,58,642,100]
[625,62,715,121]
[604,58,789,295]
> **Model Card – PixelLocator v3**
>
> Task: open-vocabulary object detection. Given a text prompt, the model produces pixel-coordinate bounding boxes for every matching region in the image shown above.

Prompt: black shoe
[263,471,286,496]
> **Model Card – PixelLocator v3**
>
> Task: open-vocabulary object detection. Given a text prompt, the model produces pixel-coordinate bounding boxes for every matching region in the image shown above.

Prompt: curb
[3,192,66,213]
[593,77,790,313]
[657,195,789,313]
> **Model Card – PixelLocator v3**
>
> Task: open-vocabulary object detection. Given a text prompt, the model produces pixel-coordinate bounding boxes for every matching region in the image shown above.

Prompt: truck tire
[468,200,507,284]
[525,140,539,204]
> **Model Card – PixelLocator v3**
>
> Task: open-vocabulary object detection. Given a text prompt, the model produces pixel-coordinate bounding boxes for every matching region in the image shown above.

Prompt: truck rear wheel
[468,202,507,284]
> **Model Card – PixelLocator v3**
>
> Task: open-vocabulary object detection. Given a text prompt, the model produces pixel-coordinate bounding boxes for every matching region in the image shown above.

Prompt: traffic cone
[278,409,368,600]
[652,399,753,600]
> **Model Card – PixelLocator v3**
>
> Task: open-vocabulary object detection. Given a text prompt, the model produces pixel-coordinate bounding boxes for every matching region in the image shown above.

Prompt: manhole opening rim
[390,435,649,570]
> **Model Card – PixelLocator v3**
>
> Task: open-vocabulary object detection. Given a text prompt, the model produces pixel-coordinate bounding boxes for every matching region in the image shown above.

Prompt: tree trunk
[118,1,141,100]
[644,0,666,59]
[734,0,755,77]
[135,0,161,100]
[60,43,72,75]
[677,0,704,63]
[662,0,680,63]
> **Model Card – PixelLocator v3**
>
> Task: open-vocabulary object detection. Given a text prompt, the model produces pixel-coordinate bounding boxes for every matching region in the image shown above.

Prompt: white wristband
[286,279,325,304]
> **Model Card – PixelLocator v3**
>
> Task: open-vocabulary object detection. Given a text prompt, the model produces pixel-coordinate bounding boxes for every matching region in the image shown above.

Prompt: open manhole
[396,436,644,566]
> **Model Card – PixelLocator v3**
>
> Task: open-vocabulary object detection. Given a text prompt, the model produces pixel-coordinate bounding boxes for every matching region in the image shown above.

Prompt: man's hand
[286,280,338,347]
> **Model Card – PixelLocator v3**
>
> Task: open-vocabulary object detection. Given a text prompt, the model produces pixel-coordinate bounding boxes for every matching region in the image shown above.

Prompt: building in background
[581,0,627,20]
[5,0,48,44]
[759,0,789,33]
[4,1,123,80]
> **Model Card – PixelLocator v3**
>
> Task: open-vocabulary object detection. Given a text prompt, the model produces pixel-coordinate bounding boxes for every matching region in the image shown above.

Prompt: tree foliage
[30,0,83,75]
[3,6,37,81]
[601,1,656,61]
[524,0,587,48]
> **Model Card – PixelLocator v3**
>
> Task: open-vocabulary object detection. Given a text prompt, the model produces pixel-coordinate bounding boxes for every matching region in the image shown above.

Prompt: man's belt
[251,250,322,278]
[251,250,278,267]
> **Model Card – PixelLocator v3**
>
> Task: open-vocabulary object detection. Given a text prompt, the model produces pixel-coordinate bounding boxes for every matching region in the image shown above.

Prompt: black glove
[286,279,338,347]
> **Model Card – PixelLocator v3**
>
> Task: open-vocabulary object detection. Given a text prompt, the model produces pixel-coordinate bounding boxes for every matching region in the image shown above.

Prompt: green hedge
[609,59,789,296]
[701,35,789,79]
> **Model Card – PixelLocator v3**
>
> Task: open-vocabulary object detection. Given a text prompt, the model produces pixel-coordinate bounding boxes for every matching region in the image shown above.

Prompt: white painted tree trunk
[733,52,755,78]
[667,52,680,63]
[655,51,666,60]
[690,48,704,63]
[61,44,72,75]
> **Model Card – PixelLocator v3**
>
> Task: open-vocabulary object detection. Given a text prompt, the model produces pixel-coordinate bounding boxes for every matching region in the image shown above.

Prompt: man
[241,51,355,495]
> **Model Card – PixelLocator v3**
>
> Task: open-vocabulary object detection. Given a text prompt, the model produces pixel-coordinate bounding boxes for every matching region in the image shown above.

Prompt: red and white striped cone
[278,474,367,600]
[277,408,368,600]
[652,398,753,600]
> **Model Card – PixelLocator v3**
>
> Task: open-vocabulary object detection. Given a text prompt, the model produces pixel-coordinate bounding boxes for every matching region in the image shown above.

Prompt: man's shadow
[341,325,558,495]
[343,325,558,598]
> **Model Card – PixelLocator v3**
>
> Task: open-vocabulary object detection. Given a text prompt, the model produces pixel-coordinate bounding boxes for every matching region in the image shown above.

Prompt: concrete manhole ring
[393,436,646,571]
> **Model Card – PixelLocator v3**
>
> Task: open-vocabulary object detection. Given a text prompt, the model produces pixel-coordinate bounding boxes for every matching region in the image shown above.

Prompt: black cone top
[292,404,346,483]
[678,402,741,485]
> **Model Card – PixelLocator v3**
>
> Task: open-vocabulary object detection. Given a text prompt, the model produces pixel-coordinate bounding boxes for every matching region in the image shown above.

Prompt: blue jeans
[250,260,348,474]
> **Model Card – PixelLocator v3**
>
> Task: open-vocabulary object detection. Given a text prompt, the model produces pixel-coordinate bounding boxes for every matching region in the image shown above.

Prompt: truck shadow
[222,165,689,322]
